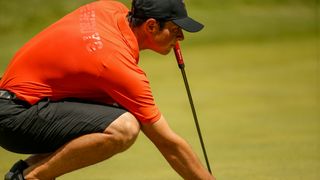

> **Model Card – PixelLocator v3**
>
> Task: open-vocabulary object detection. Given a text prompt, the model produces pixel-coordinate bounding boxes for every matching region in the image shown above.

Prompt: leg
[24,112,140,180]
[25,154,51,166]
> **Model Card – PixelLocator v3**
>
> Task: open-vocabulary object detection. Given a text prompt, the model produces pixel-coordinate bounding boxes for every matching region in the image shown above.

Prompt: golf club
[173,42,212,174]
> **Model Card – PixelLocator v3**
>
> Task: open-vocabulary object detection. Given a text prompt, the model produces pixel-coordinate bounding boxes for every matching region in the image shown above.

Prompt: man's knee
[104,112,140,152]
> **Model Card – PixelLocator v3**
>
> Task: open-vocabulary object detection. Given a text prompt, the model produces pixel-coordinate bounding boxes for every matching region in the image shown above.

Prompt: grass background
[0,0,319,179]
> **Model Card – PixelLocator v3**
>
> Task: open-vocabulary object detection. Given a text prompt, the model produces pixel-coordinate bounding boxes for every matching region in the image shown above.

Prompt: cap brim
[172,17,204,33]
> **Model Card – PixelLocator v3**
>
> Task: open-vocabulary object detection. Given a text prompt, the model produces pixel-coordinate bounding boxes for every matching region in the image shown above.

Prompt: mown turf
[0,0,319,179]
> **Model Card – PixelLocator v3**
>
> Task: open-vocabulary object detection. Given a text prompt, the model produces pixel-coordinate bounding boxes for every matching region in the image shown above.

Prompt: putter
[173,42,212,174]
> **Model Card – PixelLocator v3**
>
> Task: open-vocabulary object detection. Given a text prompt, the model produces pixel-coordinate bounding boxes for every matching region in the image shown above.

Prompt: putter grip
[174,42,185,69]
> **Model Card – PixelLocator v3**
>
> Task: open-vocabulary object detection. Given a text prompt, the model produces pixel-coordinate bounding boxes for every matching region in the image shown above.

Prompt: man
[0,0,215,179]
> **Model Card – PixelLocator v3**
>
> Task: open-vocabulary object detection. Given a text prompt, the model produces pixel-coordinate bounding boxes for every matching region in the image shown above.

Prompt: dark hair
[127,13,166,30]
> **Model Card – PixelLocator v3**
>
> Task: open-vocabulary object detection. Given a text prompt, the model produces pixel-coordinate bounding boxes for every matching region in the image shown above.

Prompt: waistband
[0,89,31,107]
[0,89,16,100]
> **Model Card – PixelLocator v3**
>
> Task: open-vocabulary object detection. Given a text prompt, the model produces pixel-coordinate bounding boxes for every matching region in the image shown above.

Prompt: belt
[0,90,17,100]
[0,89,30,107]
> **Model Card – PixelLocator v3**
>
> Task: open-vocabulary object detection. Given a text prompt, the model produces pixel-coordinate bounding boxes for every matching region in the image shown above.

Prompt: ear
[144,18,159,34]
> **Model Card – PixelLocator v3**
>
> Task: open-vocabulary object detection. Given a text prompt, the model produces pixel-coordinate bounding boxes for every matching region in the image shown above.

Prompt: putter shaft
[174,43,212,173]
[179,68,212,174]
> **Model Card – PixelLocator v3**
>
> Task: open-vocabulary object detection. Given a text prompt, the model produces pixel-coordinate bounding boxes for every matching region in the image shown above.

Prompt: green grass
[1,38,318,180]
[0,0,319,179]
[137,37,319,180]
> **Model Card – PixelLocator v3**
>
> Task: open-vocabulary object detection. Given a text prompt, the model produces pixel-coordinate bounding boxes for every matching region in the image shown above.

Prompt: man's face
[150,21,184,55]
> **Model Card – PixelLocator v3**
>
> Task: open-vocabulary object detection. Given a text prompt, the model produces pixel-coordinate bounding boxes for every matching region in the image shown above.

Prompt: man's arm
[141,115,215,180]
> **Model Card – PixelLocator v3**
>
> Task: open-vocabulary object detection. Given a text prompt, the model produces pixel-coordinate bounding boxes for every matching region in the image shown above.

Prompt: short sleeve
[98,52,161,124]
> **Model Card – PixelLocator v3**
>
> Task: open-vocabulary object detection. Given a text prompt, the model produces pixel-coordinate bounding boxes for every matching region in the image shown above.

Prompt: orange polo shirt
[0,0,161,123]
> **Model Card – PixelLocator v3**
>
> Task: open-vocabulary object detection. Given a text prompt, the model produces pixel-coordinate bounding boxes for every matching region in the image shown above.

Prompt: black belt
[0,90,17,100]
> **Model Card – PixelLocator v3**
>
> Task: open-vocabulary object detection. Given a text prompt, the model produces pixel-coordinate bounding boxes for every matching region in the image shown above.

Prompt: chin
[151,47,172,55]
[159,48,172,55]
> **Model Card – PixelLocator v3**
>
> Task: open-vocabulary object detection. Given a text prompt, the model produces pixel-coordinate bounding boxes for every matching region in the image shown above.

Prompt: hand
[141,115,215,179]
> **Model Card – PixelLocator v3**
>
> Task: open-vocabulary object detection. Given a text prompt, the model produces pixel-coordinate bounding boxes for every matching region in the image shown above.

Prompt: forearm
[156,134,213,180]
[141,116,215,180]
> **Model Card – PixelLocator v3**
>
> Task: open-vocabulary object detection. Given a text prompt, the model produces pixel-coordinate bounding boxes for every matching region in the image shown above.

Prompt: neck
[131,25,148,51]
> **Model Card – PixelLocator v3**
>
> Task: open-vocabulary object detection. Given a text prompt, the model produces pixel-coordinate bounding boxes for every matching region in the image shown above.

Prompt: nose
[176,29,184,41]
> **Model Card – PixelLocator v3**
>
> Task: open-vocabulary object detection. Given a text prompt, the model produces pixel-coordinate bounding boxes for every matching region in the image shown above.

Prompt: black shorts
[0,98,127,154]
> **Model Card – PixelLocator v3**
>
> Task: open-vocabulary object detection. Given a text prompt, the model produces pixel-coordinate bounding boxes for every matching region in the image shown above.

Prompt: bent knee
[117,112,140,141]
[104,112,140,152]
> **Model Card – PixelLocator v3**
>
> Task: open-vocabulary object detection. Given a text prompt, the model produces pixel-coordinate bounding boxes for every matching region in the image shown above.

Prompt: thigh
[0,99,127,154]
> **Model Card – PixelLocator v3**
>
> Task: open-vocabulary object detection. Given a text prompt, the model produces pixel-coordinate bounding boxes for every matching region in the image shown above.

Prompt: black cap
[131,0,204,32]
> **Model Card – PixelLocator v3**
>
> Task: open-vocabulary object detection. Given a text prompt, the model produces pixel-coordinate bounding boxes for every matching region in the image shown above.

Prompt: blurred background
[0,0,319,179]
